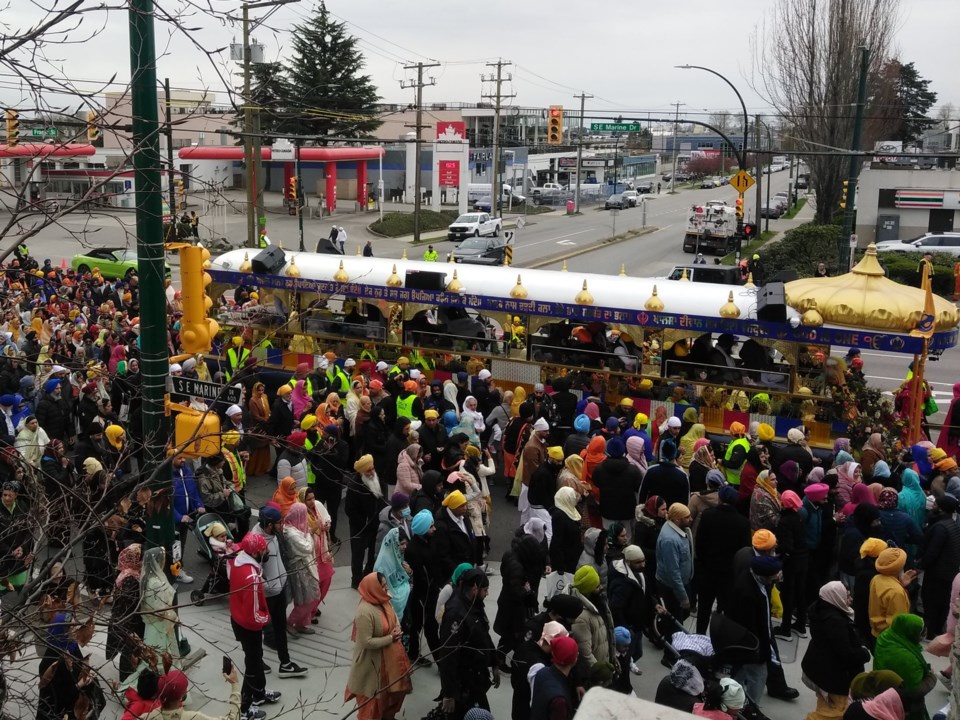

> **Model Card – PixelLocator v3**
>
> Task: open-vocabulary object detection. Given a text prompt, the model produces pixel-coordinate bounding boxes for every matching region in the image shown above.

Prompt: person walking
[694,486,751,634]
[346,455,386,589]
[869,548,915,638]
[872,614,936,720]
[494,533,545,666]
[362,240,374,257]
[282,502,321,635]
[344,572,413,720]
[404,509,440,666]
[918,494,960,637]
[374,527,413,622]
[422,245,439,262]
[252,505,309,678]
[229,532,281,720]
[530,636,579,720]
[432,489,478,581]
[549,486,583,576]
[592,436,642,529]
[566,565,617,673]
[297,486,335,605]
[655,503,694,621]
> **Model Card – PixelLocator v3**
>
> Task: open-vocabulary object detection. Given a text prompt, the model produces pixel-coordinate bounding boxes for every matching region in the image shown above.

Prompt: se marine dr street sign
[590,122,641,133]
[171,376,242,405]
[729,170,756,193]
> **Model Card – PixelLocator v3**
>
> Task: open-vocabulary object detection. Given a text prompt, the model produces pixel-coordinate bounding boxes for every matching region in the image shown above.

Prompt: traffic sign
[590,122,641,133]
[29,128,58,138]
[171,375,242,405]
[729,170,755,193]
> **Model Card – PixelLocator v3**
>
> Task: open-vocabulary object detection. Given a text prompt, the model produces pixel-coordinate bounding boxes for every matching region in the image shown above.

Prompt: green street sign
[590,122,641,132]
[29,128,58,138]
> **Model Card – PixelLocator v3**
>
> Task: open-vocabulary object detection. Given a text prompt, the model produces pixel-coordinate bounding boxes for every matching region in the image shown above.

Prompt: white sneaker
[176,572,194,584]
[629,661,642,676]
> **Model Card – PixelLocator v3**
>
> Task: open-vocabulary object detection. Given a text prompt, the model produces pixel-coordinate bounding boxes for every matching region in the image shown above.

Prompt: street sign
[728,170,756,193]
[590,122,641,133]
[29,128,58,138]
[172,376,242,405]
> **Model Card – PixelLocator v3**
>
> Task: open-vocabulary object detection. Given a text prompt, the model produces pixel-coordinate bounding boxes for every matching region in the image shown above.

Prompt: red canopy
[177,146,383,161]
[0,144,96,157]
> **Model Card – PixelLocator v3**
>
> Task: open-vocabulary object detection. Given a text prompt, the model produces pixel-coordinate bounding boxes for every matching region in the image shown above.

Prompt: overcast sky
[4,0,958,122]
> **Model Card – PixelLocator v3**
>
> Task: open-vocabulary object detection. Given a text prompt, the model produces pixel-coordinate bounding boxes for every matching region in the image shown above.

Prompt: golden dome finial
[277,238,284,250]
[719,291,741,318]
[401,248,408,260]
[386,264,403,288]
[644,285,664,311]
[851,243,886,277]
[448,252,456,263]
[285,256,301,278]
[575,280,594,305]
[356,245,362,256]
[239,252,252,273]
[446,269,463,293]
[561,260,568,272]
[744,272,756,288]
[510,274,528,299]
[333,260,349,283]
[680,268,690,282]
[619,263,627,276]
[802,298,824,326]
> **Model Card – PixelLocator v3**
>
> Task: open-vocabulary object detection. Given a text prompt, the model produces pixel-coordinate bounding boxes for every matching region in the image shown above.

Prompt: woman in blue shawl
[373,527,412,621]
[897,468,927,529]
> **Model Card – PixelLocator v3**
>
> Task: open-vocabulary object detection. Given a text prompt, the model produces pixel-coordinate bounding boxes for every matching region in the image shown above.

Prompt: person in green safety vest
[422,245,439,262]
[320,354,349,397]
[225,336,250,383]
[300,414,320,487]
[394,379,423,422]
[388,356,410,377]
[258,228,270,248]
[723,421,750,487]
[288,362,314,397]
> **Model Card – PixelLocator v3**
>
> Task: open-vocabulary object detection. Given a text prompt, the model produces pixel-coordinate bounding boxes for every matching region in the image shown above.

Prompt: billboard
[436,121,466,142]
[439,160,460,187]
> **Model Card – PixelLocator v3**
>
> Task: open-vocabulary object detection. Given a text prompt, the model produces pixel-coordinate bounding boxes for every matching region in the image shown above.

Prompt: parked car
[636,181,655,194]
[795,175,809,189]
[875,232,960,256]
[471,196,501,213]
[72,248,171,279]
[699,177,722,189]
[773,192,790,211]
[448,235,509,265]
[662,264,744,285]
[447,212,502,241]
[605,193,629,210]
[622,190,640,207]
[759,205,783,219]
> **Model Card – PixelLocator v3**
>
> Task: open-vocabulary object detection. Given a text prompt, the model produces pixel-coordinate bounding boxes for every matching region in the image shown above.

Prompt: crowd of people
[0,252,956,720]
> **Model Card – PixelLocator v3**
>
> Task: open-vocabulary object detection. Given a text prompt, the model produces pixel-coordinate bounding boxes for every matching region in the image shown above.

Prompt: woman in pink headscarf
[936,382,960,459]
[108,343,127,374]
[291,379,311,420]
[836,461,863,506]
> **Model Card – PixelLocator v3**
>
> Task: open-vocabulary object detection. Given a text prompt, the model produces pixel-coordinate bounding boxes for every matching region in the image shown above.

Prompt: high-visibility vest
[423,249,439,262]
[396,393,416,420]
[723,437,751,486]
[409,349,434,371]
[327,366,348,394]
[225,346,250,381]
[360,348,377,362]
[304,435,317,486]
[223,449,246,492]
[288,377,314,396]
[388,365,403,377]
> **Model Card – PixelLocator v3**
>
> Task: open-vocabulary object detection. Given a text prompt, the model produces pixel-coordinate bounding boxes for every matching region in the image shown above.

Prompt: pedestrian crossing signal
[743,223,756,239]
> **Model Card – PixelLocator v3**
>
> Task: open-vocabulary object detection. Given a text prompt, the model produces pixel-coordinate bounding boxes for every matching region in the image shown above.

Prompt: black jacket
[343,473,384,533]
[36,392,71,441]
[405,533,442,602]
[772,442,814,487]
[638,462,690,508]
[606,559,646,631]
[528,462,561,508]
[592,457,642,521]
[438,588,496,701]
[494,535,544,638]
[775,507,809,563]
[549,507,582,575]
[432,508,477,584]
[419,423,447,474]
[727,569,773,665]
[920,513,960,582]
[801,598,870,695]
[694,503,751,579]
[268,397,295,438]
[381,420,410,487]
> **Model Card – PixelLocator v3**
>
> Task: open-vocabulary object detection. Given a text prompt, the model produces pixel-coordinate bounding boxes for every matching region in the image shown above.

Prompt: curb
[527,226,659,269]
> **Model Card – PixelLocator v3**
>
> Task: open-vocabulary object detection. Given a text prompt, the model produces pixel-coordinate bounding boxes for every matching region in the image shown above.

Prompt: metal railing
[663,358,794,391]
[529,337,642,372]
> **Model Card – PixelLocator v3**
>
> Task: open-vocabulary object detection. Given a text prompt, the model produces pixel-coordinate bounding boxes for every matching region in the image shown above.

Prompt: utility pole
[163,78,176,241]
[572,92,592,213]
[401,61,440,243]
[481,60,515,220]
[669,101,685,193]
[129,0,171,556]
[840,46,871,270]
[755,115,763,233]
[240,0,298,249]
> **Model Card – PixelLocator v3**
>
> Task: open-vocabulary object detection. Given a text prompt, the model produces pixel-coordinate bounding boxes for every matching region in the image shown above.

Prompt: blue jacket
[802,497,823,550]
[655,521,693,604]
[172,463,204,522]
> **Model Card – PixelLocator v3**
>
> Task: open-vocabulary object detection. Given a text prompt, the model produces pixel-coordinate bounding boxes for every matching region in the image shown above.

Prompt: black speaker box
[252,246,287,275]
[405,270,446,291]
[757,281,787,322]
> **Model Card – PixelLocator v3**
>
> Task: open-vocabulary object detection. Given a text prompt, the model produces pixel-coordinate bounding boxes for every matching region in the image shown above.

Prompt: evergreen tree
[286,1,381,142]
[250,61,292,143]
[890,61,938,145]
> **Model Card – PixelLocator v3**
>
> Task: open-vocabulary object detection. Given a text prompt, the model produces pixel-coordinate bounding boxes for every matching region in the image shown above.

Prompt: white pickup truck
[447,212,502,241]
[531,182,563,198]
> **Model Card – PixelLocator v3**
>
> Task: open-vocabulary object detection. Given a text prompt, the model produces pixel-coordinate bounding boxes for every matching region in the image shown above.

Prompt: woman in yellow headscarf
[678,423,706,470]
[510,385,527,417]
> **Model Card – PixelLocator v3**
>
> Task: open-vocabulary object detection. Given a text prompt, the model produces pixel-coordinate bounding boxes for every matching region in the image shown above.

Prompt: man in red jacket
[230,532,281,720]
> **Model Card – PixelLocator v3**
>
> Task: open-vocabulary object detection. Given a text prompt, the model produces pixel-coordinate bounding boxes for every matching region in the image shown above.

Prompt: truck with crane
[682,200,737,254]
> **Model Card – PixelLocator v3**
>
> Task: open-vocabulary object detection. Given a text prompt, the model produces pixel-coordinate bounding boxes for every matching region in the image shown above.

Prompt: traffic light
[743,223,756,239]
[178,245,220,354]
[735,196,744,220]
[86,111,100,142]
[547,105,563,146]
[288,176,298,201]
[5,110,18,148]
[840,180,848,209]
[175,179,184,195]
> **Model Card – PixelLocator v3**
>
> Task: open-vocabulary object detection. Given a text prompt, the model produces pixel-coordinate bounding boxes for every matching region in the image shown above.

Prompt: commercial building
[855,164,960,244]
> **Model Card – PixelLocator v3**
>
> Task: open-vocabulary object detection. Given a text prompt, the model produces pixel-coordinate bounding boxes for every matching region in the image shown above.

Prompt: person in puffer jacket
[578,527,609,587]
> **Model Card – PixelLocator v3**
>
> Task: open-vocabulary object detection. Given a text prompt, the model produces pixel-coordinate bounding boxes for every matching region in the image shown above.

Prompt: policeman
[423,245,439,262]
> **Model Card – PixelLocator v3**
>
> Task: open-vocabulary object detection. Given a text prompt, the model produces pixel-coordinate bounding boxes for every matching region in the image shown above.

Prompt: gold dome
[744,272,755,288]
[619,263,627,277]
[644,285,664,311]
[446,269,463,293]
[401,248,408,260]
[285,257,301,278]
[785,243,960,332]
[801,299,824,327]
[356,245,362,256]
[680,268,690,282]
[510,274,528,299]
[719,291,740,318]
[561,260,568,272]
[448,252,456,263]
[386,264,403,288]
[575,280,594,305]
[239,252,252,273]
[333,260,349,284]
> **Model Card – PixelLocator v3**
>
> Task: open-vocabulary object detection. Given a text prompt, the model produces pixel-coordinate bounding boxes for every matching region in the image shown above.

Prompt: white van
[466,183,526,203]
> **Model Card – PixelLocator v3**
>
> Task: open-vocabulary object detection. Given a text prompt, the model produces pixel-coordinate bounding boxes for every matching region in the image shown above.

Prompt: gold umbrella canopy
[785,243,960,332]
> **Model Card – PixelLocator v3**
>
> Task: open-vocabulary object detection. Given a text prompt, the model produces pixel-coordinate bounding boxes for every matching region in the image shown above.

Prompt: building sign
[436,121,466,142]
[895,190,945,208]
[581,159,608,168]
[438,160,460,187]
[558,157,578,168]
[209,269,958,354]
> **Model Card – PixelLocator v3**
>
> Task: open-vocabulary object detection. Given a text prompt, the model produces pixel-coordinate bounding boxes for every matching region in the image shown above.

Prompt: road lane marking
[520,228,596,249]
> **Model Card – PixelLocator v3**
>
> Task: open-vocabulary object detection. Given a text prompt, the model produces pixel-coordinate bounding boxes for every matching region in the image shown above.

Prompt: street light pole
[573,92,592,214]
[669,101,685,193]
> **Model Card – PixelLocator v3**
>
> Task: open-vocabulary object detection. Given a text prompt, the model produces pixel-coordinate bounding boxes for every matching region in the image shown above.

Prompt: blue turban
[574,414,590,434]
[0,395,16,407]
[606,437,626,459]
[410,509,434,537]
[43,379,61,394]
[751,555,783,576]
[614,626,632,646]
[442,410,458,431]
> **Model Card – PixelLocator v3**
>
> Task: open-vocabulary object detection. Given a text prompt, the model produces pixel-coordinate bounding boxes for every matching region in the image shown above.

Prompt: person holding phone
[141,665,242,720]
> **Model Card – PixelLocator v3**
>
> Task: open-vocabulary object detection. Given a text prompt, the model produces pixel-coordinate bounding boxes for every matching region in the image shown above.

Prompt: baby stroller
[190,513,235,606]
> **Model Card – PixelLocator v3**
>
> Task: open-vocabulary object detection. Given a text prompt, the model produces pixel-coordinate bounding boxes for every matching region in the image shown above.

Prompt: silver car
[875,232,960,256]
